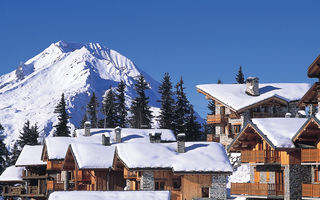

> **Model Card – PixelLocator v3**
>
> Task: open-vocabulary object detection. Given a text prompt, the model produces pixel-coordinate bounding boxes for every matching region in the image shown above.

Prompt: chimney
[115,126,122,143]
[84,121,91,136]
[102,134,111,146]
[149,131,162,143]
[177,133,186,153]
[245,77,260,96]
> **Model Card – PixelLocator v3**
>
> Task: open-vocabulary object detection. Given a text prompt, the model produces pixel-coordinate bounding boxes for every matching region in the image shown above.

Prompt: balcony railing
[231,183,284,197]
[47,180,64,191]
[302,184,320,197]
[301,149,320,163]
[252,112,286,118]
[2,186,24,196]
[241,150,281,164]
[124,171,138,179]
[22,170,47,179]
[47,161,63,171]
[207,115,227,124]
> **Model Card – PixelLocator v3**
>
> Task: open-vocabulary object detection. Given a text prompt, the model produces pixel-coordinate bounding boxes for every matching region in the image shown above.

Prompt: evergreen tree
[158,73,175,130]
[185,105,202,141]
[18,120,40,147]
[87,92,99,128]
[0,124,8,173]
[8,142,20,166]
[173,77,190,135]
[129,75,153,128]
[54,93,70,137]
[208,100,215,115]
[115,81,127,127]
[206,100,216,135]
[235,66,245,84]
[79,112,88,128]
[217,79,222,84]
[102,87,117,128]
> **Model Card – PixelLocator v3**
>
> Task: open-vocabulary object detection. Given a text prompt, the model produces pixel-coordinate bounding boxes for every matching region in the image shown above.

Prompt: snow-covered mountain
[0,41,163,147]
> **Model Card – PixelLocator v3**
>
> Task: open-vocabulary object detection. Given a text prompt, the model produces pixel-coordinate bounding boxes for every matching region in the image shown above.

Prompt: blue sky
[1,0,320,118]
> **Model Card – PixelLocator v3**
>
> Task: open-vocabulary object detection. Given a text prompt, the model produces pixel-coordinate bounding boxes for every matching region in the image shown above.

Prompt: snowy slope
[0,41,164,147]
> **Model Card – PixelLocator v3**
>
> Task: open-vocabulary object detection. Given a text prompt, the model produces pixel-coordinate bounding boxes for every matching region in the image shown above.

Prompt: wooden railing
[22,170,47,179]
[47,180,64,191]
[252,112,286,118]
[301,149,320,163]
[47,160,63,171]
[206,134,220,143]
[124,170,138,179]
[207,115,227,124]
[231,183,284,196]
[2,186,24,196]
[241,150,281,163]
[302,184,320,197]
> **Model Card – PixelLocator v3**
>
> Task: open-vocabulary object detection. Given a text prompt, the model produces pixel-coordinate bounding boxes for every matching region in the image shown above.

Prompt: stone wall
[250,165,254,183]
[210,174,228,200]
[140,171,154,190]
[284,165,302,200]
[301,165,312,184]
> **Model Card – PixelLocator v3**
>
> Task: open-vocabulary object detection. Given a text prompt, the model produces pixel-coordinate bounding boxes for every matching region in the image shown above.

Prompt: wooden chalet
[15,145,48,199]
[0,166,25,199]
[197,79,310,147]
[113,134,232,200]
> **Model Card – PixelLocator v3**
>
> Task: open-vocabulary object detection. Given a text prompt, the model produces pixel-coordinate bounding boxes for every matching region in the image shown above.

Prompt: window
[202,187,209,197]
[233,125,241,134]
[173,178,181,189]
[155,181,165,190]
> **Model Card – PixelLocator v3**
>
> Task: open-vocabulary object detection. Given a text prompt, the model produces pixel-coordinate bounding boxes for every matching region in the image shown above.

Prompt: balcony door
[275,170,284,195]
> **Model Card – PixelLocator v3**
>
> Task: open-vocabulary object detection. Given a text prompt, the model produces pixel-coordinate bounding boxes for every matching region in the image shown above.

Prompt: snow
[197,83,311,111]
[116,142,233,172]
[48,191,170,200]
[251,118,308,148]
[46,127,175,160]
[70,143,115,169]
[227,164,250,188]
[0,40,168,148]
[0,166,24,182]
[15,145,46,166]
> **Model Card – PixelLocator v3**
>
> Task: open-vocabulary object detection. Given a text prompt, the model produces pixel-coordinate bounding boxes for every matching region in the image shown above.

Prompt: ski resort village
[0,40,319,200]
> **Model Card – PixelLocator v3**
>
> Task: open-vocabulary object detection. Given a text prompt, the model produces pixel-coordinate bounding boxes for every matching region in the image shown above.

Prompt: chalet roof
[69,143,115,169]
[0,166,24,182]
[48,191,171,200]
[115,142,232,173]
[307,55,320,78]
[16,145,47,166]
[251,118,308,148]
[197,83,311,112]
[292,115,320,145]
[298,82,320,107]
[44,128,176,160]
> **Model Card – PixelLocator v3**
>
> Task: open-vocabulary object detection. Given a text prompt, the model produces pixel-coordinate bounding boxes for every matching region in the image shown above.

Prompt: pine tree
[206,100,216,136]
[235,66,245,84]
[217,79,222,84]
[79,112,88,128]
[0,124,8,173]
[18,120,40,147]
[54,93,70,137]
[87,92,99,128]
[102,87,117,128]
[158,72,175,130]
[8,142,20,166]
[129,75,153,128]
[208,100,215,115]
[174,77,190,135]
[185,105,202,141]
[115,81,127,127]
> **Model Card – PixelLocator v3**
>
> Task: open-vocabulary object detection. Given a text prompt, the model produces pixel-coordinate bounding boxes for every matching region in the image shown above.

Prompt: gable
[298,82,320,108]
[307,55,320,78]
[293,117,320,147]
[62,146,77,171]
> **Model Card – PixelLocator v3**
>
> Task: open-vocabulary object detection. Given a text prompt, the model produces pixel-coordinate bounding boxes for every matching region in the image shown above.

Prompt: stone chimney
[245,77,260,96]
[84,121,91,136]
[149,131,162,143]
[102,134,110,146]
[115,126,122,143]
[177,133,186,153]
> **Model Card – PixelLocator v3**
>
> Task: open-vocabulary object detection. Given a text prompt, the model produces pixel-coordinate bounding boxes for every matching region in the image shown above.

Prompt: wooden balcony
[301,149,320,163]
[47,180,64,191]
[207,115,227,124]
[231,183,284,197]
[252,112,286,118]
[21,185,46,198]
[124,169,138,179]
[241,150,281,164]
[47,160,63,171]
[206,134,220,143]
[302,184,320,197]
[22,169,48,179]
[2,186,24,197]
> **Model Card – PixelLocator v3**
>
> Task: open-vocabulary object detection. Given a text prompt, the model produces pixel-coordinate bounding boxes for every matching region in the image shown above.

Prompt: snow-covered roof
[70,143,115,169]
[197,83,311,111]
[0,166,24,182]
[252,118,308,148]
[45,128,176,160]
[16,145,47,166]
[48,191,170,200]
[116,142,232,173]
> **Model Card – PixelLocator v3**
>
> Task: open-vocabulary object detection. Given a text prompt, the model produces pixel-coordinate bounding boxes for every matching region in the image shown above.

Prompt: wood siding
[181,174,211,200]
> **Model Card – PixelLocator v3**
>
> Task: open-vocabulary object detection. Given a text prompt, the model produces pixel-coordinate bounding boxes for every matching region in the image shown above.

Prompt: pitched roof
[197,83,311,111]
[16,145,47,166]
[115,142,232,173]
[307,55,320,78]
[45,128,176,160]
[48,191,170,200]
[0,166,24,182]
